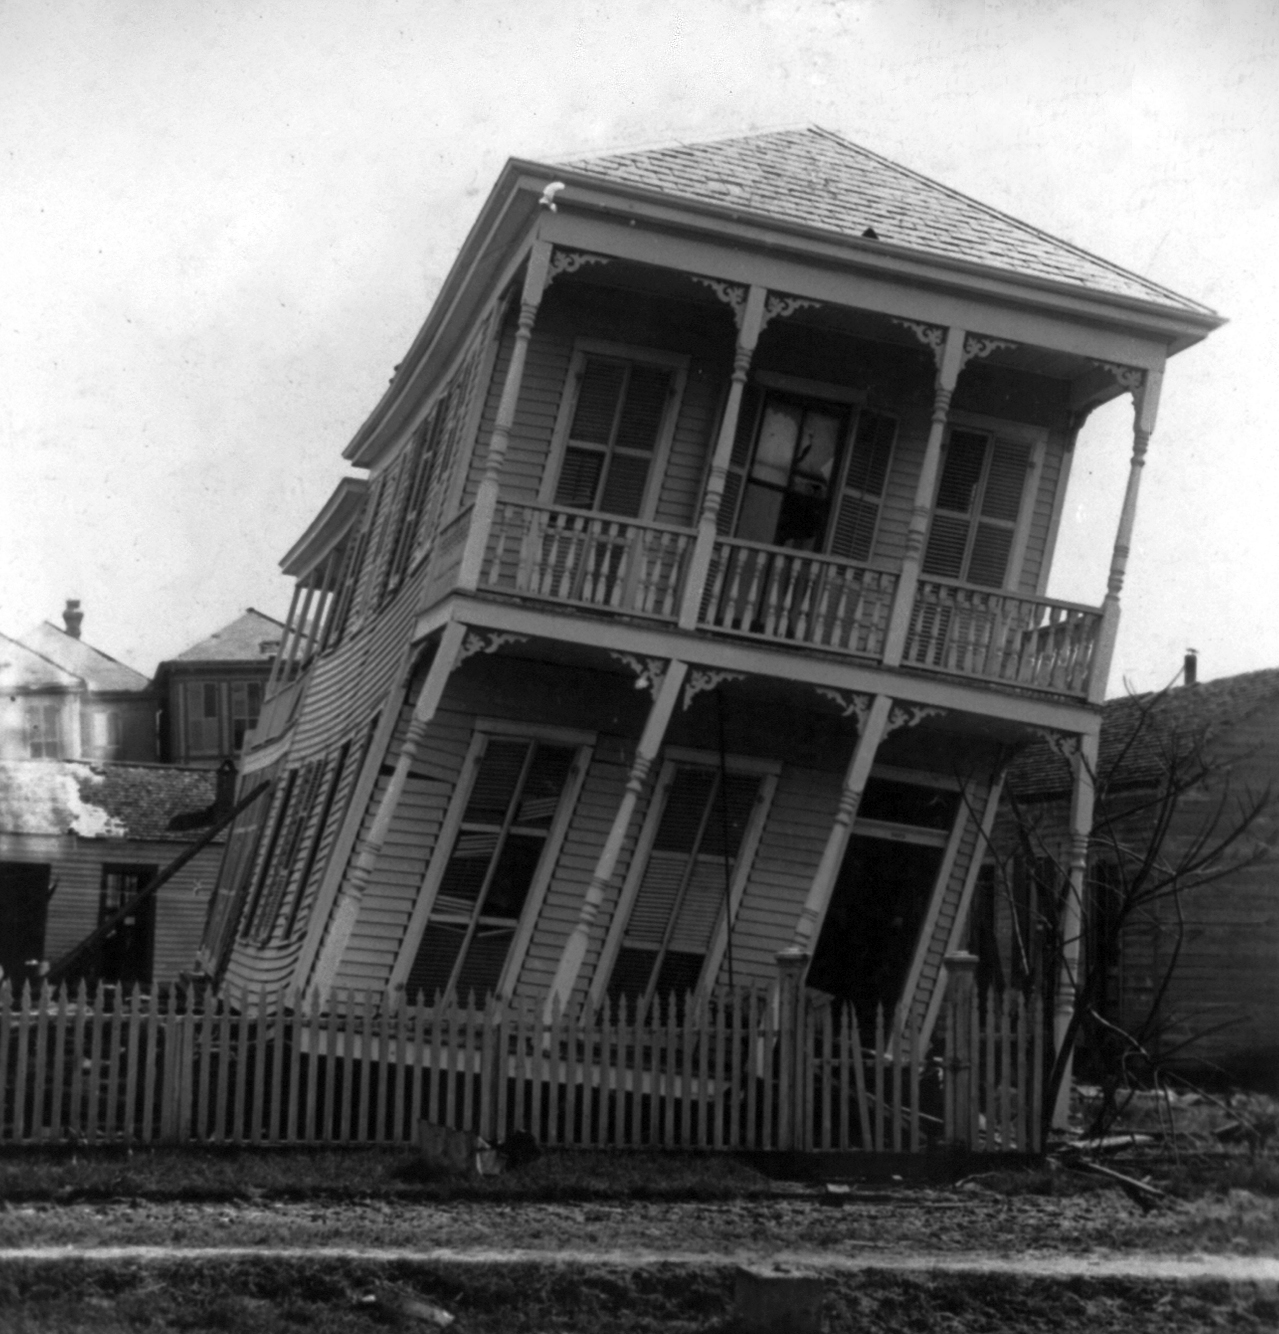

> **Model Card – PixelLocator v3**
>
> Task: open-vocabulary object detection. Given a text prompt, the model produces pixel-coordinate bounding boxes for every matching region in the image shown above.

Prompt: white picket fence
[0,971,1042,1153]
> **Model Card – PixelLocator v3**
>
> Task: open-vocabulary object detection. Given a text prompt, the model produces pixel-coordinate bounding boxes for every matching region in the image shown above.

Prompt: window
[405,734,582,1004]
[185,681,222,756]
[230,682,262,750]
[549,350,681,518]
[606,761,766,1009]
[25,703,62,758]
[922,428,1031,588]
[99,865,158,988]
[719,387,897,559]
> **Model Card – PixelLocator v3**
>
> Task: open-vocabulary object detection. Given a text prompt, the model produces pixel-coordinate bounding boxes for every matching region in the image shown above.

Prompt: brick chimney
[1184,648,1198,687]
[62,599,83,639]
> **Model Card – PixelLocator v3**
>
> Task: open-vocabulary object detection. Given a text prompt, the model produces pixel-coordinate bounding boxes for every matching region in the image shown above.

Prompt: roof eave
[538,164,1224,347]
[279,477,370,576]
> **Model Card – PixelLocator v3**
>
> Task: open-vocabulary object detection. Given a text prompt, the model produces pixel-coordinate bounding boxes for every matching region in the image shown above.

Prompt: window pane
[434,832,499,914]
[652,950,705,1001]
[453,926,515,1005]
[569,359,625,443]
[792,410,840,497]
[844,411,894,498]
[735,484,783,544]
[607,946,656,1005]
[751,402,801,487]
[554,447,604,509]
[203,683,219,718]
[407,922,466,1003]
[597,451,651,516]
[614,365,670,453]
[515,745,576,826]
[464,740,530,823]
[921,514,970,578]
[966,522,1015,587]
[481,832,545,918]
[981,443,1029,521]
[698,772,758,859]
[858,779,959,830]
[652,769,716,852]
[935,431,987,514]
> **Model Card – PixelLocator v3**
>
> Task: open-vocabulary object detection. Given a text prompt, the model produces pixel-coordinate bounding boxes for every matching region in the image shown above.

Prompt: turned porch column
[1087,370,1163,704]
[307,619,469,997]
[678,285,767,629]
[548,659,689,1014]
[791,693,893,950]
[1053,729,1097,1130]
[456,239,554,592]
[881,326,967,667]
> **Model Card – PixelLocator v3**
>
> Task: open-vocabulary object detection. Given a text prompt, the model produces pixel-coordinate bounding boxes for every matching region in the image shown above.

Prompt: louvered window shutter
[922,430,1029,588]
[553,357,672,517]
[828,410,896,561]
[716,382,761,536]
[407,736,577,1005]
[610,766,760,1007]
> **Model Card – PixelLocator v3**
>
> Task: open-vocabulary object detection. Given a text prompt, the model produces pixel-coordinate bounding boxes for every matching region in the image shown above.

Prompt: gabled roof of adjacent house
[1010,668,1279,799]
[559,126,1213,316]
[0,632,82,692]
[14,623,150,694]
[0,760,224,842]
[163,608,284,666]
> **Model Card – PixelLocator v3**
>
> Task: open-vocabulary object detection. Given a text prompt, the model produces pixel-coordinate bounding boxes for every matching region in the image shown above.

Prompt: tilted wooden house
[201,127,1221,1055]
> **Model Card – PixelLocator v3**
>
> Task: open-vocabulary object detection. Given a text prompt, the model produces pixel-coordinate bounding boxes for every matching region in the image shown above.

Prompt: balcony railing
[902,580,1101,696]
[698,538,897,658]
[479,503,693,622]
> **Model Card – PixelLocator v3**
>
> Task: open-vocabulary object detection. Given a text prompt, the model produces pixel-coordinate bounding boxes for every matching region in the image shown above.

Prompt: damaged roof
[19,622,151,694]
[559,126,1213,315]
[1010,668,1279,799]
[0,761,225,842]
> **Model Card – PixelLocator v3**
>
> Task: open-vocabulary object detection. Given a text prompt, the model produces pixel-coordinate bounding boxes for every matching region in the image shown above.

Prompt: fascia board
[279,477,370,576]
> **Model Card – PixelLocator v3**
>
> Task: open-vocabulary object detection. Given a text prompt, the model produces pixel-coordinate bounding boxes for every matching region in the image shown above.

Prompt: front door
[0,862,51,991]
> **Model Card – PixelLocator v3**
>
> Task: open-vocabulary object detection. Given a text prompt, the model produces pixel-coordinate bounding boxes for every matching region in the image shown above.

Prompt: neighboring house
[0,760,229,992]
[0,601,155,763]
[983,666,1279,1085]
[201,125,1220,1064]
[153,609,283,766]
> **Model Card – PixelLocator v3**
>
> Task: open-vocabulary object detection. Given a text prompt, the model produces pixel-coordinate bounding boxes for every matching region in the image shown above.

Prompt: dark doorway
[0,862,51,991]
[807,836,945,1020]
[98,865,157,989]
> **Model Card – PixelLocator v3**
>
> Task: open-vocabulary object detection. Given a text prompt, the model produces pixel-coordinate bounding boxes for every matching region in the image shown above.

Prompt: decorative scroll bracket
[683,669,745,711]
[455,630,529,666]
[690,277,749,330]
[961,333,1018,370]
[892,318,947,369]
[609,652,668,703]
[1093,361,1146,395]
[884,703,946,736]
[813,686,873,729]
[546,249,611,287]
[1026,726,1083,760]
[761,293,822,331]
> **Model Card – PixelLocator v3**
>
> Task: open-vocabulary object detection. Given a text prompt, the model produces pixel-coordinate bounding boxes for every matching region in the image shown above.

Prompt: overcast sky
[4,0,1276,696]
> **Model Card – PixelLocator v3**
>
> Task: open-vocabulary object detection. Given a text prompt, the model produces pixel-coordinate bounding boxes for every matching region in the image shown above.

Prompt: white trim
[946,410,1049,447]
[662,745,781,776]
[537,338,690,521]
[850,817,950,848]
[869,763,962,791]
[474,716,595,747]
[753,370,867,406]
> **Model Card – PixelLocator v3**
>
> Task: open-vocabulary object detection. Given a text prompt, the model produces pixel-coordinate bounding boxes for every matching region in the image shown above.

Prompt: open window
[401,728,589,1005]
[545,344,685,519]
[600,755,773,1011]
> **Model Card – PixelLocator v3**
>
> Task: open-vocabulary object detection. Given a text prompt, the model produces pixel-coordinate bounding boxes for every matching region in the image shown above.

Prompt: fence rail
[0,973,1041,1153]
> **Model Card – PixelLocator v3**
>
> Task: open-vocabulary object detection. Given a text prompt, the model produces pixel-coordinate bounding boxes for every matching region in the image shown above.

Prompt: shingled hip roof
[557,126,1213,316]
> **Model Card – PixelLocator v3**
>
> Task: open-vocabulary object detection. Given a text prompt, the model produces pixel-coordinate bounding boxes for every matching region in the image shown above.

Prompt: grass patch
[0,1146,776,1205]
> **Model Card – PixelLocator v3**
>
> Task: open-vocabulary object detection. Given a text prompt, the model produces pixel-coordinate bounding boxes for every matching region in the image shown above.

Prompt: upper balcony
[410,496,1102,702]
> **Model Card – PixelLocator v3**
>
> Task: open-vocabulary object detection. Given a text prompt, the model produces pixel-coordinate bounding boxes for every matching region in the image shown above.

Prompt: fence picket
[214,997,231,1142]
[410,994,426,1139]
[999,989,1012,1152]
[85,992,103,1144]
[890,1013,902,1153]
[140,995,159,1144]
[873,1005,885,1152]
[33,986,50,1140]
[123,986,143,1141]
[196,994,214,1141]
[13,986,31,1141]
[69,983,87,1139]
[49,987,68,1141]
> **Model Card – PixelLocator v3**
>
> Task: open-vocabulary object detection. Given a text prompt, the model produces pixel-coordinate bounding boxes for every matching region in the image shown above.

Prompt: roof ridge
[553,121,811,167]
[1,628,86,686]
[804,126,1217,319]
